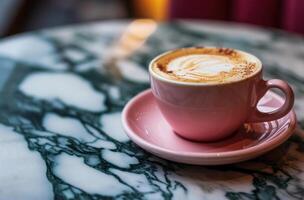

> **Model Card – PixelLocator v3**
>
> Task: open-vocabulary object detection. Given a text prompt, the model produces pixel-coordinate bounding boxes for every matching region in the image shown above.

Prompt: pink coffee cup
[149,48,294,142]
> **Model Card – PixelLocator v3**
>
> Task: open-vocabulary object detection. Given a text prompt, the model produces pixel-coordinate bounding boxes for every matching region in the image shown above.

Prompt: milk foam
[167,55,233,79]
[151,47,261,83]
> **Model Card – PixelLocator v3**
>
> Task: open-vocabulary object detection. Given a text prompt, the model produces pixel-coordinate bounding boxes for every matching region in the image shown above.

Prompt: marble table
[0,20,304,200]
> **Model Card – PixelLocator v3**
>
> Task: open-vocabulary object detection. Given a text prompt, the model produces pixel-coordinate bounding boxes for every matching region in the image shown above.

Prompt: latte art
[151,47,261,84]
[167,55,233,80]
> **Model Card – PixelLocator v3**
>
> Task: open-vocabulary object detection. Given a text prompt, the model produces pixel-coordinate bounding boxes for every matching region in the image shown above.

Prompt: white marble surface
[0,20,303,199]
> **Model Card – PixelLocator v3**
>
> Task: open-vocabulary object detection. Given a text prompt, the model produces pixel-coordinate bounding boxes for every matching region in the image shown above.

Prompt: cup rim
[149,47,263,86]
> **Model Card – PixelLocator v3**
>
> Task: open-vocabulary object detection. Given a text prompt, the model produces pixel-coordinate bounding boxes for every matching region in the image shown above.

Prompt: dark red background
[169,0,304,35]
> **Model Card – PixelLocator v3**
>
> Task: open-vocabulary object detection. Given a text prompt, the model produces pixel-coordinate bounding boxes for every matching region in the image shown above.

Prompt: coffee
[149,47,294,141]
[151,47,261,84]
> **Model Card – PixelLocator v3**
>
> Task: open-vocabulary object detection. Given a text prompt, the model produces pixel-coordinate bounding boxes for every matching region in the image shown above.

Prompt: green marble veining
[0,21,303,200]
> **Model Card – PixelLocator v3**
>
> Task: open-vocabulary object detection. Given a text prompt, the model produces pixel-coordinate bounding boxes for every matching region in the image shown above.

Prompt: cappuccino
[151,47,261,84]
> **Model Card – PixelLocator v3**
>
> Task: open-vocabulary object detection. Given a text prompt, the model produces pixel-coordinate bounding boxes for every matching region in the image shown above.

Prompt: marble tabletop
[0,20,304,200]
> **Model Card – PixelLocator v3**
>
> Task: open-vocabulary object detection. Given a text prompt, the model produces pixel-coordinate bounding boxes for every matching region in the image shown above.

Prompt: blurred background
[1,0,303,37]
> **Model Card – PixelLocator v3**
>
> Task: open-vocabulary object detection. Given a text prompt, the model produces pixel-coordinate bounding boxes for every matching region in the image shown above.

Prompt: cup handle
[246,79,294,123]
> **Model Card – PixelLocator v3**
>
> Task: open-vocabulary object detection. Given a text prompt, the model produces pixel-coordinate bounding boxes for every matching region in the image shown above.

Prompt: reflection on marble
[0,21,304,199]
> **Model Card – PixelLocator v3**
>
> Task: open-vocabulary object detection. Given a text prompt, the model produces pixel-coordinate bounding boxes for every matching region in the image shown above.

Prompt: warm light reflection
[111,19,157,58]
[133,0,169,20]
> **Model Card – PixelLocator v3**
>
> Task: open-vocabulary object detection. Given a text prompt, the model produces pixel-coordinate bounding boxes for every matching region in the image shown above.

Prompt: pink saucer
[122,89,296,165]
